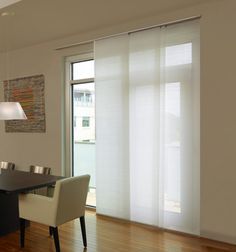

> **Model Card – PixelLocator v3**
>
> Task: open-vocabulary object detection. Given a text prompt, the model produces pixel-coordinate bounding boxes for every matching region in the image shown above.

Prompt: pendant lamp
[0,102,27,120]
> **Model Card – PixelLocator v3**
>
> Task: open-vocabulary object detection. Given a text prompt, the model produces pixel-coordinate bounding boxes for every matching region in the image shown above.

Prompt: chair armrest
[19,193,57,227]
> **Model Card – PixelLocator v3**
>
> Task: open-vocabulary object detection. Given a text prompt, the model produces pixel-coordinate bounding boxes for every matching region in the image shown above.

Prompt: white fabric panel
[95,20,200,234]
[129,29,161,226]
[160,22,200,234]
[95,35,130,219]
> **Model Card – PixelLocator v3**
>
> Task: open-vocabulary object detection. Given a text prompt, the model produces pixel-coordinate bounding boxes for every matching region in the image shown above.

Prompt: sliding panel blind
[95,20,200,234]
[95,35,130,219]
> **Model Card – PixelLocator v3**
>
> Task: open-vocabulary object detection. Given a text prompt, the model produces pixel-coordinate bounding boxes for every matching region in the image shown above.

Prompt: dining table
[0,169,62,236]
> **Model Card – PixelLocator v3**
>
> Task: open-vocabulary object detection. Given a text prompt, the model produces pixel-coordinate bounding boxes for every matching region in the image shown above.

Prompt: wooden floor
[0,210,236,252]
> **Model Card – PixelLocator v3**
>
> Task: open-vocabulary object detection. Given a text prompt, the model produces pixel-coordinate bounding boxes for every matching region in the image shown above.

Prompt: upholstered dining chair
[29,165,52,196]
[0,161,15,170]
[29,165,51,175]
[19,175,90,252]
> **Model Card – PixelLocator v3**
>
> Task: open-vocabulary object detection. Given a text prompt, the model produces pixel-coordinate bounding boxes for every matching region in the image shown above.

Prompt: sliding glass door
[71,59,96,207]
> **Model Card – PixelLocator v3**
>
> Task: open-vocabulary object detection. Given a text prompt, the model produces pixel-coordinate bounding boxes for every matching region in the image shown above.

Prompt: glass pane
[165,43,192,67]
[72,60,94,80]
[72,82,96,206]
[164,82,181,213]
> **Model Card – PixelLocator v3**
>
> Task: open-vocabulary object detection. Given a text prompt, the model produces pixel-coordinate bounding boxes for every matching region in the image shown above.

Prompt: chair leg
[49,226,53,236]
[52,227,60,252]
[20,218,25,248]
[80,216,87,247]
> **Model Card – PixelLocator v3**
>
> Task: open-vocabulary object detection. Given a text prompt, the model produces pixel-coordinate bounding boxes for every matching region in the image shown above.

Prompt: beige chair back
[30,165,51,175]
[0,161,15,170]
[53,175,90,226]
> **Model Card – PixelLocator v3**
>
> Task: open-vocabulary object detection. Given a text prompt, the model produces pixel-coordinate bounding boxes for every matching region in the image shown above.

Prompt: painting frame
[4,74,46,133]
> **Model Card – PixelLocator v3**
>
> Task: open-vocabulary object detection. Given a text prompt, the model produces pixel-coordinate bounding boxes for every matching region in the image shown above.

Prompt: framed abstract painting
[4,74,46,133]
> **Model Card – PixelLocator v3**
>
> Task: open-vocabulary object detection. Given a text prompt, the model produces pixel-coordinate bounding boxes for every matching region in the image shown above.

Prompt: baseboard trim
[201,230,236,245]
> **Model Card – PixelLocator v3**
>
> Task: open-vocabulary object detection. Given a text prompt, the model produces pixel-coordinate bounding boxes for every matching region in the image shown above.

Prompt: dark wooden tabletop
[0,169,62,193]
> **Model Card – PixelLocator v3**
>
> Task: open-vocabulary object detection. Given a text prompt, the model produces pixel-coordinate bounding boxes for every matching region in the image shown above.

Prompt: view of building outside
[73,83,95,143]
[72,60,96,206]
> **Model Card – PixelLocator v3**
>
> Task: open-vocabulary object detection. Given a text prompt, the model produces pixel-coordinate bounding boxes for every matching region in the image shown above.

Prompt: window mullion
[70,78,94,85]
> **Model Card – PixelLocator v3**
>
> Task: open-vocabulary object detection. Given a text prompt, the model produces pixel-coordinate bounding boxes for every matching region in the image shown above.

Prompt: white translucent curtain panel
[95,35,130,218]
[95,20,200,234]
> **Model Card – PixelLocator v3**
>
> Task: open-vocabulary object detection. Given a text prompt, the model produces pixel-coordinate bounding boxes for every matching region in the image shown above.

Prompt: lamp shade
[0,102,27,120]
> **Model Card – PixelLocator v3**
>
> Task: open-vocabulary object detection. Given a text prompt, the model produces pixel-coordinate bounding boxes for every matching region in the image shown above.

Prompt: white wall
[0,43,63,173]
[0,0,235,244]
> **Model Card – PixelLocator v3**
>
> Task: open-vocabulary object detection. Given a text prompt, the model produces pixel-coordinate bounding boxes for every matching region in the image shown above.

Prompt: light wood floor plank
[0,210,235,251]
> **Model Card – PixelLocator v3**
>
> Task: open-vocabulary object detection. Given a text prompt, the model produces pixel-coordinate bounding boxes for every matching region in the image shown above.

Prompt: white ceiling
[0,0,211,51]
[0,0,21,10]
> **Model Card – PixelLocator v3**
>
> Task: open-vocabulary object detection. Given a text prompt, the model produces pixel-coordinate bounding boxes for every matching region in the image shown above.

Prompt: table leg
[0,192,19,236]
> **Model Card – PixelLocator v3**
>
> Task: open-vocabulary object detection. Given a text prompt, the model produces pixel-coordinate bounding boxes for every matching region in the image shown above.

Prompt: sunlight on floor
[87,187,96,207]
